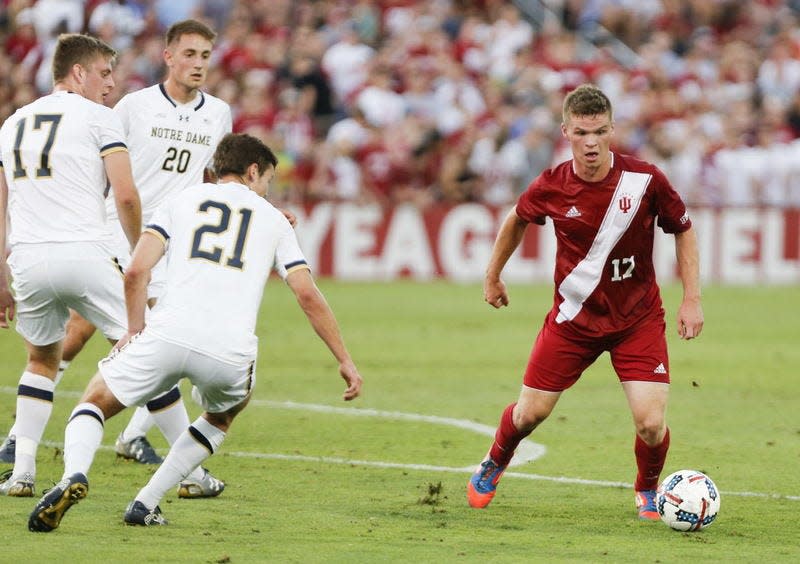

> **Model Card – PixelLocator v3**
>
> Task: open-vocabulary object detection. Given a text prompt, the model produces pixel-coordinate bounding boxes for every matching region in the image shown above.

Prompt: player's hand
[677,299,703,340]
[280,207,297,228]
[339,359,362,401]
[0,285,15,329]
[112,330,140,351]
[484,277,509,309]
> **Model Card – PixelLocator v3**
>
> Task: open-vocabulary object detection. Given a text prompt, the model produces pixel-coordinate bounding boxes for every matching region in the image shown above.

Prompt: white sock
[54,360,70,386]
[119,406,155,443]
[13,372,56,478]
[63,403,105,479]
[146,388,207,481]
[135,417,226,510]
[6,360,68,440]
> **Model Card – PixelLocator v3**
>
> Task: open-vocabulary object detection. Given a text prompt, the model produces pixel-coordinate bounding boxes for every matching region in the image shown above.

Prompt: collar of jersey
[159,83,205,111]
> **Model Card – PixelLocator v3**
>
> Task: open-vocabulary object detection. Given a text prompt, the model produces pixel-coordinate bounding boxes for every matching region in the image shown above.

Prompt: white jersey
[144,182,309,363]
[108,84,232,222]
[0,91,125,246]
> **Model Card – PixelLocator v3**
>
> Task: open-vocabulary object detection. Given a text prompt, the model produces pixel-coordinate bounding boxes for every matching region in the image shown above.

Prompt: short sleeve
[652,167,691,234]
[92,105,127,158]
[515,175,548,225]
[144,198,173,246]
[273,217,310,280]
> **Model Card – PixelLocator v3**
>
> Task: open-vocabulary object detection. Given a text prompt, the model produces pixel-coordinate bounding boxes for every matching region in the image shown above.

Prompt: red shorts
[523,314,669,392]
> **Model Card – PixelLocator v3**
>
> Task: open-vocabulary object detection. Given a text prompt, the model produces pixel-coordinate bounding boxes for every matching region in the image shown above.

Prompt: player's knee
[635,418,665,445]
[81,373,124,419]
[513,405,547,433]
[203,411,233,432]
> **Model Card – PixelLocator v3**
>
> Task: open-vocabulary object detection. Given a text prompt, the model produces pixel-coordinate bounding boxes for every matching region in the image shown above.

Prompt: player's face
[164,33,213,93]
[562,112,614,179]
[254,165,275,198]
[81,56,115,104]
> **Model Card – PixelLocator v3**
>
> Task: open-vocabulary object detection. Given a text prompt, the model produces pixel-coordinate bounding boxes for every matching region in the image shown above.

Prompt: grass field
[0,281,798,563]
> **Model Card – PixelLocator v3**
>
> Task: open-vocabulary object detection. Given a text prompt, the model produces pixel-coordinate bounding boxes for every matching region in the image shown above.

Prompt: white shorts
[99,330,255,413]
[8,242,127,345]
[112,222,166,300]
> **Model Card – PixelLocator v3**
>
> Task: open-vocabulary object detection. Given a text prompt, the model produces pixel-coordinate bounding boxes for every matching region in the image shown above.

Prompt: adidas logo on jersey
[653,363,667,374]
[566,206,581,218]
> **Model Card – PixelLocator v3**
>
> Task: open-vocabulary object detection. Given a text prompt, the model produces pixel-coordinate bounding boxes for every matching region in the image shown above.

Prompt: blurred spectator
[355,64,407,128]
[88,0,147,50]
[30,0,86,41]
[5,9,38,63]
[155,0,202,27]
[321,22,375,113]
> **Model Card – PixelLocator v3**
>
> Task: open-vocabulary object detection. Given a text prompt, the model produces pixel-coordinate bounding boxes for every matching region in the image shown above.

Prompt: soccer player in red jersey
[466,84,703,520]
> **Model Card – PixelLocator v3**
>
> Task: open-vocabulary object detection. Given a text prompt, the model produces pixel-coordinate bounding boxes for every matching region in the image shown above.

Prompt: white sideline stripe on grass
[3,387,798,501]
[250,399,546,469]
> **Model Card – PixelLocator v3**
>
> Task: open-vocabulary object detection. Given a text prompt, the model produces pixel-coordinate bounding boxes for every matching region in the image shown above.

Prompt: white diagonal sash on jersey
[555,171,651,323]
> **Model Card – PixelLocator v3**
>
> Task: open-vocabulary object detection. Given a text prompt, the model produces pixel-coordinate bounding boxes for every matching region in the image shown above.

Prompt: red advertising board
[289,204,800,284]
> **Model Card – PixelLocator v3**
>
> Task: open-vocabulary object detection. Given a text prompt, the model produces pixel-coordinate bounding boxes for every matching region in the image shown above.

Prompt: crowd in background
[3,0,800,208]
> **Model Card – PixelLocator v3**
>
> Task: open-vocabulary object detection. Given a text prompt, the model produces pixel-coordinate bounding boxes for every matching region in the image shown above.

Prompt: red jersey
[516,152,691,337]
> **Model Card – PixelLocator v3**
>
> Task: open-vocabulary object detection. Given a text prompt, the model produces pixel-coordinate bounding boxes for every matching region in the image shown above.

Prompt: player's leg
[142,387,226,496]
[126,356,253,525]
[467,386,561,509]
[1,249,72,470]
[612,315,671,520]
[28,372,128,533]
[467,323,600,508]
[62,309,98,369]
[126,406,243,525]
[1,309,95,464]
[0,340,61,497]
[623,380,670,520]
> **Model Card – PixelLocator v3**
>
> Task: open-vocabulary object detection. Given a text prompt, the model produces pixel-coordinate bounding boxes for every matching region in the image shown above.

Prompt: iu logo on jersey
[618,196,632,213]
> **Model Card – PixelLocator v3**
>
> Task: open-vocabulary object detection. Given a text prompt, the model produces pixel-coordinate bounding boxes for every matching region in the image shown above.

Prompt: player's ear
[246,162,260,183]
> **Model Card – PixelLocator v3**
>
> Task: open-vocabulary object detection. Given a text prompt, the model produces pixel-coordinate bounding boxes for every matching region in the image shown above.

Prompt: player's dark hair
[213,133,278,178]
[165,19,217,46]
[562,84,613,123]
[52,33,116,83]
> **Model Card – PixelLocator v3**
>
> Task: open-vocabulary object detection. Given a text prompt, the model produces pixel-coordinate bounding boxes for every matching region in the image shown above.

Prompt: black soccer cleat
[28,472,88,533]
[115,435,163,464]
[123,500,168,526]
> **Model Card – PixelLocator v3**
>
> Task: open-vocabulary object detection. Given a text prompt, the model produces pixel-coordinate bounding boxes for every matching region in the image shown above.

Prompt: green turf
[0,281,798,562]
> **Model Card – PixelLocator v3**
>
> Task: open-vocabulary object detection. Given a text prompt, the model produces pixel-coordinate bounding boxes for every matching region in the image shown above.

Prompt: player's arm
[484,208,528,309]
[104,151,142,250]
[0,171,15,329]
[285,268,362,401]
[674,226,703,340]
[120,231,165,344]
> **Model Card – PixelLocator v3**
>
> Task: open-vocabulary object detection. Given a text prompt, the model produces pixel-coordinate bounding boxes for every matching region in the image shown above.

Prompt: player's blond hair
[52,33,116,83]
[165,19,217,46]
[562,84,613,124]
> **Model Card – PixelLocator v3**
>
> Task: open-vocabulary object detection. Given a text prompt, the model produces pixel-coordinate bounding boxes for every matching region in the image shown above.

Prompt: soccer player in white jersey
[0,34,142,496]
[0,20,231,496]
[27,133,363,531]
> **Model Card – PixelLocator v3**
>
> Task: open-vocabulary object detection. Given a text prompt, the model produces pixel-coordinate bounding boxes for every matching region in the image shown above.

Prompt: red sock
[634,428,670,491]
[488,403,530,467]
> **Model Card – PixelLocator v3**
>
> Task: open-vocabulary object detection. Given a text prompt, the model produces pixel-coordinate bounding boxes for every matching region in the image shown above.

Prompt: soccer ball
[656,469,720,531]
